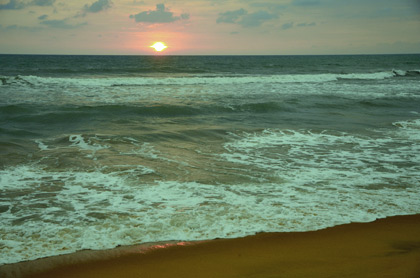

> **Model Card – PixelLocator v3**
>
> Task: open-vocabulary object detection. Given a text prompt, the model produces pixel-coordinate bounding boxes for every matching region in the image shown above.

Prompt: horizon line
[1,53,419,56]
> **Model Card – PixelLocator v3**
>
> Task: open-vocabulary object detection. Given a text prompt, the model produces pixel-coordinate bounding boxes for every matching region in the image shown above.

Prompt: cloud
[292,0,321,6]
[216,8,247,24]
[38,14,48,20]
[40,19,87,29]
[84,0,112,13]
[280,22,316,30]
[2,24,42,31]
[129,4,189,23]
[180,13,189,20]
[297,22,316,27]
[0,0,25,10]
[0,0,55,10]
[239,11,278,27]
[281,22,293,30]
[217,8,277,27]
[31,0,55,6]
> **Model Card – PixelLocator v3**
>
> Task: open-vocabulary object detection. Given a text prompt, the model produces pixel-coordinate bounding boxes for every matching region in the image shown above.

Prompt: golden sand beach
[1,214,420,278]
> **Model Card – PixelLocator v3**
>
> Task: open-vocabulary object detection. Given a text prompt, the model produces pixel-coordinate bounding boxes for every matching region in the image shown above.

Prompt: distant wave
[392,69,420,77]
[1,70,418,87]
[0,102,295,126]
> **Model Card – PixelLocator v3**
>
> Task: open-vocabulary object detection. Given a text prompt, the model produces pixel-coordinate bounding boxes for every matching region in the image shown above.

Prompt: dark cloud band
[130,4,189,24]
[84,0,112,13]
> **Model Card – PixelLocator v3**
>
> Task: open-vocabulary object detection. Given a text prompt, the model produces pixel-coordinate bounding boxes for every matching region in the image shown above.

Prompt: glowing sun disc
[151,42,167,52]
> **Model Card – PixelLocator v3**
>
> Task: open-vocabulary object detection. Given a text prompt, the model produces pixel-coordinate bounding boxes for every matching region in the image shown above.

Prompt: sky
[0,0,419,55]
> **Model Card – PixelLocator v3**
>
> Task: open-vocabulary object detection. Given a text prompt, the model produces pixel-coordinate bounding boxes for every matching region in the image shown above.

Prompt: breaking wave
[1,69,418,88]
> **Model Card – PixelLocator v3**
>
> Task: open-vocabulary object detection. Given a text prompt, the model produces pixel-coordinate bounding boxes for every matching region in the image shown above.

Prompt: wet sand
[1,214,420,278]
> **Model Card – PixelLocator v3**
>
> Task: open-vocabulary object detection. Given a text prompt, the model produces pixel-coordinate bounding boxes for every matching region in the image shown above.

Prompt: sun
[150,42,168,52]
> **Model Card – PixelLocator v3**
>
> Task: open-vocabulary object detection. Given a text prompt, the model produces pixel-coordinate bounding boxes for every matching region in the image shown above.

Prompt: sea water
[1,54,420,265]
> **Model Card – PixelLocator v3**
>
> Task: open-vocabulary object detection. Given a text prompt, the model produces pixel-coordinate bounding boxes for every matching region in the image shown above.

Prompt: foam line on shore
[1,214,420,278]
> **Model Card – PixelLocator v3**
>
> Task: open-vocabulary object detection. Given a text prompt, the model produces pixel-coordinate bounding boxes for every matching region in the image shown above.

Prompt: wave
[392,69,420,77]
[0,102,293,125]
[1,69,418,88]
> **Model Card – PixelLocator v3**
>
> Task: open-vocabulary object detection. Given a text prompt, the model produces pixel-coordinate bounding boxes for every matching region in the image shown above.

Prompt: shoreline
[1,214,420,278]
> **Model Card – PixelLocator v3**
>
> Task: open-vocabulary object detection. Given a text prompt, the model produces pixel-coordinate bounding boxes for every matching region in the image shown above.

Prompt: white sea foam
[1,136,420,266]
[337,71,395,80]
[390,119,420,154]
[35,139,49,150]
[10,70,401,88]
[69,135,109,152]
[33,135,110,162]
[2,69,419,107]
[222,127,420,189]
[393,118,420,135]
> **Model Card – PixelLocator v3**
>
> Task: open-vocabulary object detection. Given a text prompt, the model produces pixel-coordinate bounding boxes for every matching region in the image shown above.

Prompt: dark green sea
[1,54,420,264]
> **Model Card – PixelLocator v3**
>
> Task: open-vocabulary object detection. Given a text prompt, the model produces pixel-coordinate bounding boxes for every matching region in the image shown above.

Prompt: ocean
[1,54,420,265]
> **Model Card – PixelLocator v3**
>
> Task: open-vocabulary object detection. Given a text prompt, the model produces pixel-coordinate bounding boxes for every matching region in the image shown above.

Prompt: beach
[1,214,419,278]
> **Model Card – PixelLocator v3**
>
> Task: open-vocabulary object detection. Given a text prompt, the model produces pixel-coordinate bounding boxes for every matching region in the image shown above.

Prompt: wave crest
[1,69,417,88]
